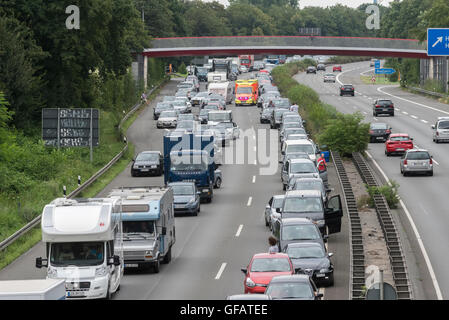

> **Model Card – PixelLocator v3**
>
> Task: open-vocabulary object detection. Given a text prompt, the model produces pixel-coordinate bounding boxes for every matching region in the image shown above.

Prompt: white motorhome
[208,81,233,104]
[108,187,175,273]
[0,279,66,300]
[36,198,124,300]
[207,72,227,83]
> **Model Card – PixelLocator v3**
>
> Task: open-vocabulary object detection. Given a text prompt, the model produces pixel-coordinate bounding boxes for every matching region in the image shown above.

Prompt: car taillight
[390,104,394,108]
[369,130,374,134]
[403,159,407,165]
[375,105,381,108]
[429,158,433,165]
[386,130,391,134]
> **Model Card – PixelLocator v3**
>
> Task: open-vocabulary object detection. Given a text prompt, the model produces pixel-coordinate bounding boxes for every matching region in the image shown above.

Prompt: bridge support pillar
[132,53,148,91]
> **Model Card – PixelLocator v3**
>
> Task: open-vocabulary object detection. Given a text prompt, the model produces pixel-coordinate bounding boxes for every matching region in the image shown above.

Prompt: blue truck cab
[163,132,215,203]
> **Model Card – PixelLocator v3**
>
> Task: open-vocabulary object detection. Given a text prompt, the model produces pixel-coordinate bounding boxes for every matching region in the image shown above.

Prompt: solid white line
[396,108,400,111]
[363,111,368,115]
[235,224,243,237]
[378,86,449,116]
[365,151,443,299]
[421,119,428,124]
[411,115,418,119]
[247,197,253,206]
[433,159,439,165]
[252,175,256,183]
[215,263,227,280]
[373,117,378,121]
[402,111,408,115]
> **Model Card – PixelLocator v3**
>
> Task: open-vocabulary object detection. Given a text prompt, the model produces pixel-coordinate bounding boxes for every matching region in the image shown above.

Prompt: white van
[208,81,233,105]
[36,198,124,300]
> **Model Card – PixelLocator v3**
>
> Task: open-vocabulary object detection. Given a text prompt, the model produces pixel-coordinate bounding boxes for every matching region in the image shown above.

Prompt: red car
[241,253,295,294]
[333,65,342,72]
[385,133,414,156]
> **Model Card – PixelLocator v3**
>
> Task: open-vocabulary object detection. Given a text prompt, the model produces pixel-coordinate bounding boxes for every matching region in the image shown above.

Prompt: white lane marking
[373,117,378,121]
[365,151,443,300]
[411,115,418,119]
[363,111,368,115]
[254,160,257,165]
[360,68,375,76]
[253,146,257,152]
[396,108,400,111]
[215,263,227,280]
[252,175,256,183]
[433,159,439,165]
[235,224,244,237]
[378,86,449,116]
[247,197,253,206]
[402,111,408,115]
[421,119,428,124]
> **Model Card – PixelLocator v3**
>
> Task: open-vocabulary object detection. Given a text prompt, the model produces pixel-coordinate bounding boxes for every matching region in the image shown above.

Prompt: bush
[178,62,187,75]
[317,112,369,156]
[366,181,400,209]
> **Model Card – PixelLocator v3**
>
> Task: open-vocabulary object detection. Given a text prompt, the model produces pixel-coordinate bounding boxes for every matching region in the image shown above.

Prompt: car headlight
[47,266,58,279]
[95,266,108,277]
[187,198,196,206]
[202,189,209,193]
[246,278,256,288]
[319,268,329,274]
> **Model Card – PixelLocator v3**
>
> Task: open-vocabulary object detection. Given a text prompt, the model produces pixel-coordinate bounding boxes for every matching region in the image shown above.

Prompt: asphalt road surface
[295,61,448,299]
[0,72,349,300]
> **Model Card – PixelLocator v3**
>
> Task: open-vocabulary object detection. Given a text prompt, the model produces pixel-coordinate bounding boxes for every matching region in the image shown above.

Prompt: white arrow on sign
[432,37,443,48]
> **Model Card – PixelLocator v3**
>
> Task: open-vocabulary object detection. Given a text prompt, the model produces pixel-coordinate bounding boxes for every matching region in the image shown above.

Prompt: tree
[227,3,276,36]
[184,1,231,36]
[416,0,449,41]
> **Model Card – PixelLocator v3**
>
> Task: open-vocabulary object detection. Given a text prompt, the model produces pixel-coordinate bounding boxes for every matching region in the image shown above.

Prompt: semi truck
[108,186,175,273]
[35,197,124,300]
[163,132,216,203]
[0,279,66,300]
[239,55,254,71]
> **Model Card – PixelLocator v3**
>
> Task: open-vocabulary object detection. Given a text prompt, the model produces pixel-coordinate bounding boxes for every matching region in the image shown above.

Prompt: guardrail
[331,151,365,300]
[0,81,166,252]
[352,152,412,300]
[405,86,447,99]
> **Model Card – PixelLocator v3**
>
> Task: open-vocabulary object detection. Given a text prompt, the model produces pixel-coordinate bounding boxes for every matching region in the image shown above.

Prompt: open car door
[325,195,343,234]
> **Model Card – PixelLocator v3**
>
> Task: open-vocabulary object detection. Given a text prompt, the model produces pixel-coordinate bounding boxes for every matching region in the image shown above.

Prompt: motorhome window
[171,185,195,195]
[123,221,155,235]
[283,197,323,213]
[121,204,150,212]
[236,87,253,94]
[50,242,104,267]
[170,155,208,171]
[136,153,159,162]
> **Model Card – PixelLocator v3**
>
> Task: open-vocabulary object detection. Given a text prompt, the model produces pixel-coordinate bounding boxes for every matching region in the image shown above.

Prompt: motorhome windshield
[123,221,155,235]
[50,242,104,267]
[170,155,208,171]
[236,87,253,95]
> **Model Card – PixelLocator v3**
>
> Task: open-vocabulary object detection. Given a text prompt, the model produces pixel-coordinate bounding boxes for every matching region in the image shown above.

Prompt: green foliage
[318,112,370,156]
[366,181,400,209]
[178,62,187,75]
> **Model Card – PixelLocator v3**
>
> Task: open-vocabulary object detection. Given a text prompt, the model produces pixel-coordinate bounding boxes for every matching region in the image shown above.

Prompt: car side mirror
[326,189,331,194]
[328,253,334,258]
[108,255,120,266]
[411,138,414,140]
[279,160,283,164]
[431,125,435,129]
[35,257,47,269]
[266,205,270,209]
[197,191,201,195]
[276,208,281,213]
[294,267,302,274]
[316,293,324,298]
[241,268,247,275]
[323,235,329,242]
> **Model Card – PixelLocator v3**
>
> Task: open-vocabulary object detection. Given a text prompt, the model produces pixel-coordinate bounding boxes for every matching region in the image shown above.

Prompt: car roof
[294,177,323,183]
[227,294,271,300]
[281,217,316,225]
[288,158,314,164]
[253,252,290,259]
[285,139,313,145]
[285,189,322,198]
[273,194,285,200]
[285,242,323,249]
[389,133,409,137]
[269,275,310,283]
[406,148,428,153]
[168,181,196,186]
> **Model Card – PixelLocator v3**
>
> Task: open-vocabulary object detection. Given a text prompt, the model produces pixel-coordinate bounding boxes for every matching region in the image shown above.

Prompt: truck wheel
[153,260,160,273]
[162,247,172,264]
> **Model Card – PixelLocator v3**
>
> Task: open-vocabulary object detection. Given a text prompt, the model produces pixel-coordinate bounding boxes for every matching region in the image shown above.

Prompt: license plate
[396,148,404,151]
[151,165,157,169]
[141,169,149,172]
[376,137,384,140]
[125,264,139,268]
[67,291,84,297]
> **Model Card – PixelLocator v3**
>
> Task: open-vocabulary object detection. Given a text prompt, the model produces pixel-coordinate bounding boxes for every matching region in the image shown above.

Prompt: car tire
[162,247,172,264]
[215,178,222,189]
[283,184,286,191]
[428,171,433,176]
[352,93,355,96]
[327,273,334,287]
[131,170,136,177]
[192,208,198,216]
[104,286,112,300]
[153,260,160,273]
[385,150,390,157]
[403,171,408,177]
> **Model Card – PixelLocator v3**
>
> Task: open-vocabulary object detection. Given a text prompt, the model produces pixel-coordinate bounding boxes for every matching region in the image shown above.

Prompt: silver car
[264,195,285,230]
[400,149,433,176]
[432,117,449,143]
[157,110,178,128]
[323,73,336,83]
[281,158,320,191]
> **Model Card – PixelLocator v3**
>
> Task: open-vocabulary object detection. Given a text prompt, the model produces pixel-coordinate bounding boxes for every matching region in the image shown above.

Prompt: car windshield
[286,153,310,161]
[209,113,231,122]
[160,111,177,118]
[197,68,208,75]
[290,162,316,174]
[371,123,388,129]
[378,100,392,105]
[218,122,233,129]
[237,87,253,94]
[50,242,104,267]
[407,151,430,160]
[325,74,334,77]
[205,105,219,110]
[287,246,325,259]
[123,221,155,235]
[265,282,314,299]
[172,101,186,107]
[177,121,194,129]
[293,181,323,192]
[163,96,176,102]
[171,185,194,195]
[178,114,194,121]
[275,110,288,118]
[273,198,285,208]
[170,154,208,171]
[136,153,159,161]
[283,123,301,129]
[156,103,171,110]
[343,85,353,88]
[283,197,323,213]
[275,101,290,108]
[390,136,410,141]
[250,258,291,272]
[438,121,449,129]
[281,225,321,241]
[286,144,314,155]
[286,129,306,135]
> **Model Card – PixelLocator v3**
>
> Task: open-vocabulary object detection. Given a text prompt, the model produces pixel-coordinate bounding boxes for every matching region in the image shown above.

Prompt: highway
[295,61,449,299]
[0,72,349,300]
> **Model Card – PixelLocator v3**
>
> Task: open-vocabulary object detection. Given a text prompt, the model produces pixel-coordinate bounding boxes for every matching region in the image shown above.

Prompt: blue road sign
[375,68,396,75]
[427,28,449,56]
[375,60,380,69]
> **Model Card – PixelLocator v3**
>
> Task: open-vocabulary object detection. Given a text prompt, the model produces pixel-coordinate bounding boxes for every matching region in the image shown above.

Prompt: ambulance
[234,79,259,106]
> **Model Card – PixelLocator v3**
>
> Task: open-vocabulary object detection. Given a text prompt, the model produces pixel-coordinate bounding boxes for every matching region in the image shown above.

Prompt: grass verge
[361,75,398,85]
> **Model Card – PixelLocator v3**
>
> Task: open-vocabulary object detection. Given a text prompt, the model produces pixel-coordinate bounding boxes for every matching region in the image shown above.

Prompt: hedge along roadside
[271,62,369,156]
[0,77,169,270]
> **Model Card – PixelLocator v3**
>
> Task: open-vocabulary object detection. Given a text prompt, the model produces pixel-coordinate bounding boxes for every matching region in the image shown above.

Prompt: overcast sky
[202,0,395,8]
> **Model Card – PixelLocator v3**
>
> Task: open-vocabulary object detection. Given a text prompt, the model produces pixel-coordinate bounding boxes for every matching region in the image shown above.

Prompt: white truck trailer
[0,279,66,300]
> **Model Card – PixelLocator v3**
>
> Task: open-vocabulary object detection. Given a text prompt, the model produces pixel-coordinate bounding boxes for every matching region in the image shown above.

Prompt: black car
[306,66,317,74]
[169,182,201,216]
[369,122,391,142]
[260,107,274,124]
[265,275,322,300]
[284,242,334,287]
[131,151,163,176]
[340,84,354,96]
[317,64,326,71]
[153,102,173,120]
[373,99,394,116]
